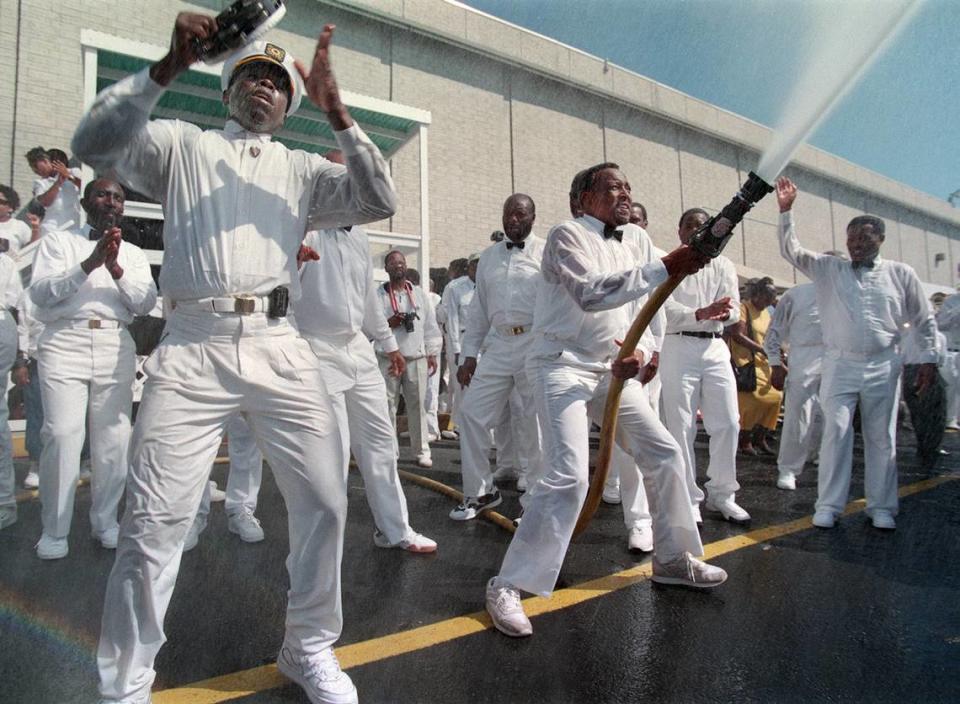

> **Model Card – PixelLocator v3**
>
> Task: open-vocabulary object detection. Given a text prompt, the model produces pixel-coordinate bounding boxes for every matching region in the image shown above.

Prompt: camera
[398,311,418,333]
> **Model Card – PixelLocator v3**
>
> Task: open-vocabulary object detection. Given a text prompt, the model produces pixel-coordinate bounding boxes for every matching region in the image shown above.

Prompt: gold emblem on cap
[265,43,286,62]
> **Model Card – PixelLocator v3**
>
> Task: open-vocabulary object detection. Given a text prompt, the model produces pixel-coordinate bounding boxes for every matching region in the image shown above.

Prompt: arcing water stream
[755,0,923,184]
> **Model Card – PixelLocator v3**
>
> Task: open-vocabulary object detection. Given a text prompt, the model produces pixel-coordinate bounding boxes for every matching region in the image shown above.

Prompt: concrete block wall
[4,0,959,294]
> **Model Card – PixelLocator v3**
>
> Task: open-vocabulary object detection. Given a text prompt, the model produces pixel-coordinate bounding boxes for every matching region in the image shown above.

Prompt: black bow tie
[505,240,525,250]
[603,225,623,242]
[852,259,875,270]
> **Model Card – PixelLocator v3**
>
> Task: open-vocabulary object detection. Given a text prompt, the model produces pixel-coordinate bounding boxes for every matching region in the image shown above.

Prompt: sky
[462,0,959,204]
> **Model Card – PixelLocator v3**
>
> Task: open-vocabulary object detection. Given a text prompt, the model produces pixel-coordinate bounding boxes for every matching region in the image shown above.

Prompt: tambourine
[194,0,287,64]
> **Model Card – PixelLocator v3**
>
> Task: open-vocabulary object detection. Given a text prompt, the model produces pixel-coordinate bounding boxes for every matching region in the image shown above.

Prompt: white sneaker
[228,507,265,543]
[812,510,836,529]
[705,495,751,524]
[277,644,358,704]
[427,433,439,443]
[870,510,896,530]
[36,534,68,560]
[449,491,502,521]
[416,453,433,469]
[440,430,459,440]
[208,480,226,503]
[627,525,654,554]
[485,577,532,637]
[776,473,797,491]
[78,459,92,483]
[0,505,17,529]
[373,529,437,553]
[183,514,207,552]
[651,552,727,589]
[602,485,621,505]
[23,469,39,489]
[94,525,119,549]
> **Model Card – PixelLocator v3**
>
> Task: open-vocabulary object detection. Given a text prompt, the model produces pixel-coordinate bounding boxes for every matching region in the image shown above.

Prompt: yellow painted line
[152,473,958,704]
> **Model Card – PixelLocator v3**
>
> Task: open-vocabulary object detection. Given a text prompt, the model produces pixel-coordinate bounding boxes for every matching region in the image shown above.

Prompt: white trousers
[308,333,415,545]
[380,355,429,459]
[38,323,135,538]
[0,313,18,507]
[446,335,466,428]
[659,336,740,506]
[499,359,702,597]
[197,414,264,520]
[816,350,901,517]
[424,352,441,438]
[944,352,960,425]
[458,333,540,498]
[606,381,655,529]
[98,310,346,702]
[777,346,823,476]
[494,388,526,473]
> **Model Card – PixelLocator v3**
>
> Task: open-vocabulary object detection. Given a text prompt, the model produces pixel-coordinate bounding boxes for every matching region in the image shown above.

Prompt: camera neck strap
[387,280,416,315]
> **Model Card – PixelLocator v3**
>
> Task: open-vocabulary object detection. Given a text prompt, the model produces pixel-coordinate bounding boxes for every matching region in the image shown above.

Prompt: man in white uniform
[298,222,436,553]
[452,194,543,520]
[935,291,960,429]
[609,201,662,553]
[660,208,749,524]
[376,250,442,469]
[29,179,157,559]
[0,185,36,253]
[27,147,83,234]
[72,14,396,703]
[0,242,24,530]
[765,281,824,490]
[776,177,936,530]
[485,163,727,639]
[442,256,477,432]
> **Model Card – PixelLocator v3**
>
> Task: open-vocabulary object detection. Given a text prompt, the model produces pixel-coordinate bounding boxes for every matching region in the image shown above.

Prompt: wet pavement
[1,425,958,703]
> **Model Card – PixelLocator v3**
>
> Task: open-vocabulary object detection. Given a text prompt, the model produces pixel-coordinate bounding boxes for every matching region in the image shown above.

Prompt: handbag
[732,305,758,392]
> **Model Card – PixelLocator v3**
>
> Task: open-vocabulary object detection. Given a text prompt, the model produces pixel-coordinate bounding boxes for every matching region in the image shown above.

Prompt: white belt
[176,295,270,314]
[496,324,530,336]
[60,319,125,330]
[826,347,896,362]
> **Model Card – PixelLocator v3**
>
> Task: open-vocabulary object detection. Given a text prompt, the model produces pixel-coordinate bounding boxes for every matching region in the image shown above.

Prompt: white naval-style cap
[221,40,303,115]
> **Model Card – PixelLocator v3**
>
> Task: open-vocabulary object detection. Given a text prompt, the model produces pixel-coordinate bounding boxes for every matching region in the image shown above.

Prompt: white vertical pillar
[418,124,430,275]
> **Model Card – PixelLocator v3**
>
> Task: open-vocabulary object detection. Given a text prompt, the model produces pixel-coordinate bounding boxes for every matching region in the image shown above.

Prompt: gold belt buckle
[233,297,256,314]
[88,320,102,330]
[512,326,524,335]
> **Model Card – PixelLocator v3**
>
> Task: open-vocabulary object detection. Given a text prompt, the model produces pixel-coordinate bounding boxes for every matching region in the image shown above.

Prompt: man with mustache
[485,163,728,639]
[72,12,396,704]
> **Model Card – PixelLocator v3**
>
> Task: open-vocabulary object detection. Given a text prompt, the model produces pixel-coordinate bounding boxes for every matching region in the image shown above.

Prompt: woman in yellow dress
[728,277,783,455]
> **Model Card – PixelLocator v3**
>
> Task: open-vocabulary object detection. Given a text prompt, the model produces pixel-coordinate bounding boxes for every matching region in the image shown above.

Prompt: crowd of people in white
[0,12,953,704]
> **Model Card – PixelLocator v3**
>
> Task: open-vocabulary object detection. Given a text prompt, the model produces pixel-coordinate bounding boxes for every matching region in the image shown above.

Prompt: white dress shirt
[33,168,83,232]
[531,215,666,368]
[764,283,822,367]
[0,219,33,254]
[664,256,741,334]
[901,327,947,367]
[442,276,474,357]
[71,68,396,305]
[295,227,397,353]
[936,293,960,351]
[461,234,545,359]
[0,254,23,313]
[29,225,157,324]
[374,281,442,359]
[778,211,936,363]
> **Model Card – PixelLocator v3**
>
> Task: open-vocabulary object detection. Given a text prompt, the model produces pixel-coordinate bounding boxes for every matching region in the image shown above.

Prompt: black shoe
[449,490,503,521]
